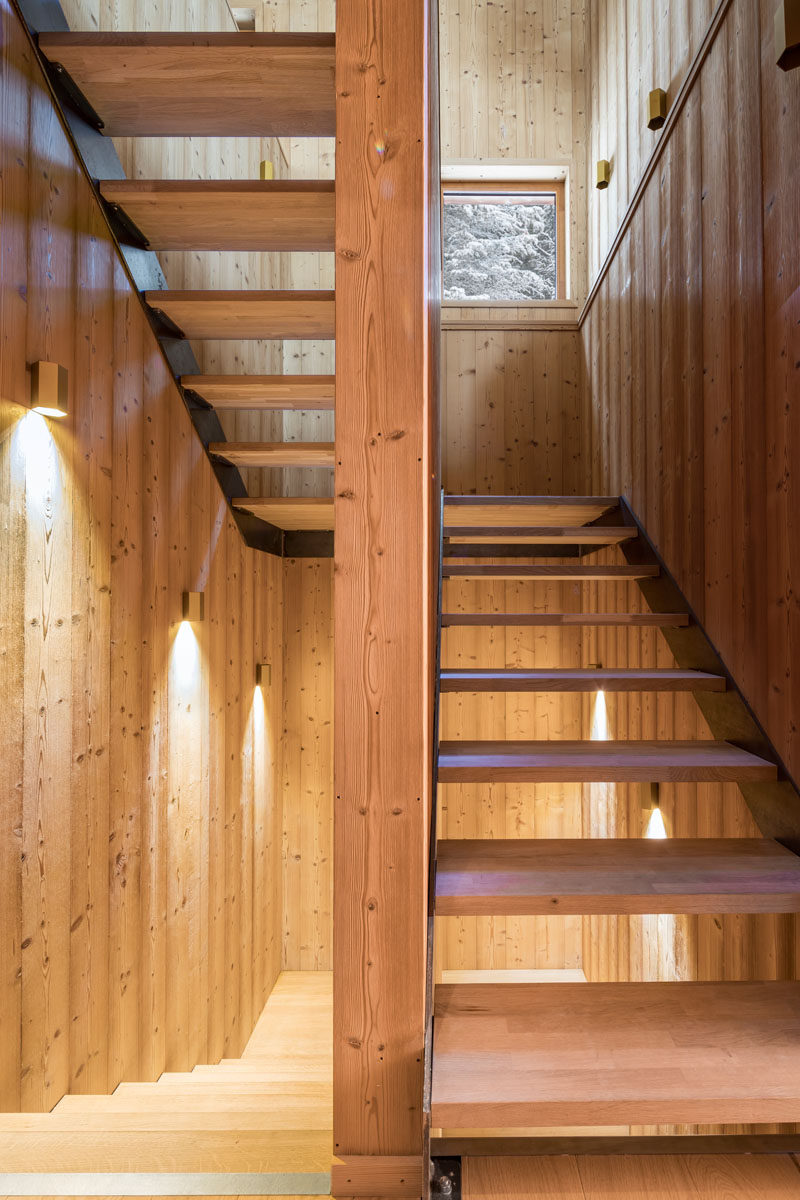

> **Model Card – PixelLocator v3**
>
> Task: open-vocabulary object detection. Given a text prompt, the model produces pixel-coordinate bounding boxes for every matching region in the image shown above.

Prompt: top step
[443,496,620,528]
[39,34,336,137]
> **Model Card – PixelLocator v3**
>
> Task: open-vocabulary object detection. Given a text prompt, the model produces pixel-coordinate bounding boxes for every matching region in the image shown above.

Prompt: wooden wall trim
[333,0,440,1175]
[579,0,734,325]
[331,1156,425,1198]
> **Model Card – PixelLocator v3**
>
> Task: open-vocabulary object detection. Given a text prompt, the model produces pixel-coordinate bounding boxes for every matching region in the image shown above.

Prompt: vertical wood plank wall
[580,0,800,1131]
[333,0,440,1179]
[581,0,800,800]
[0,1,284,1113]
[439,0,589,301]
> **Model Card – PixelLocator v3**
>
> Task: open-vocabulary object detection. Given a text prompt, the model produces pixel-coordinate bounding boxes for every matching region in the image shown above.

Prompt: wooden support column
[333,0,440,1195]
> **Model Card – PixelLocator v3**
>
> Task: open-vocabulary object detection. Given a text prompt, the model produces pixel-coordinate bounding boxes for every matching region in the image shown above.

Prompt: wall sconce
[260,159,274,180]
[256,663,272,688]
[776,0,800,70]
[647,88,668,130]
[182,591,205,622]
[596,159,611,190]
[30,361,68,418]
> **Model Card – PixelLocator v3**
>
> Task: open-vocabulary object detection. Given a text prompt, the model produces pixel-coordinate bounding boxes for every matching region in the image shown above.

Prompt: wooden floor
[462,1154,800,1199]
[0,972,332,1182]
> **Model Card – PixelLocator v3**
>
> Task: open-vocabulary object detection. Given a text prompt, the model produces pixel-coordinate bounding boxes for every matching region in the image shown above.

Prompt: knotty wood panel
[581,0,800,806]
[282,559,333,971]
[442,328,583,496]
[0,1,284,1111]
[333,0,440,1168]
[439,0,589,300]
[586,0,716,279]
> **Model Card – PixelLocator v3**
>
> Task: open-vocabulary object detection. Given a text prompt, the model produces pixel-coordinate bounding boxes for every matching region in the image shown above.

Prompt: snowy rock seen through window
[443,191,558,301]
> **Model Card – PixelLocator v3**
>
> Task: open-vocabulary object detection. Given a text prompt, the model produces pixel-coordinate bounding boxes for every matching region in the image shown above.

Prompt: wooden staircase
[428,495,800,1153]
[38,31,337,552]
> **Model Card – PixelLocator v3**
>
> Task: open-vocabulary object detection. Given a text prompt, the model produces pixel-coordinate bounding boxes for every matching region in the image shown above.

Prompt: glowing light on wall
[14,410,61,516]
[590,689,609,741]
[646,806,668,839]
[172,620,201,690]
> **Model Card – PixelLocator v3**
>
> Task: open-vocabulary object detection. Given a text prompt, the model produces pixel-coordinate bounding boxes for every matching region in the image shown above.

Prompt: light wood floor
[463,1154,800,1199]
[0,970,332,1182]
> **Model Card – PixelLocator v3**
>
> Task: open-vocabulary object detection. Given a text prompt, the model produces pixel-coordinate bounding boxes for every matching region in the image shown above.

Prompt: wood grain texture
[442,565,659,581]
[333,0,440,1167]
[0,1,284,1111]
[439,669,725,692]
[182,375,335,410]
[441,612,690,627]
[38,33,336,136]
[581,0,800,791]
[233,497,334,530]
[144,292,336,341]
[436,838,800,916]
[463,1154,800,1199]
[99,181,336,252]
[209,442,335,468]
[438,0,589,300]
[437,741,777,784]
[432,981,800,1127]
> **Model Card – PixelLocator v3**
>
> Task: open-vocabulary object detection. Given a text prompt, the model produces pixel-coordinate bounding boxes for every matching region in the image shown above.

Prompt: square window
[442,184,564,301]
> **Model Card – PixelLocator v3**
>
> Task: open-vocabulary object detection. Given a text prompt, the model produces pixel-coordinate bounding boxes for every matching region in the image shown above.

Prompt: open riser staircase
[427,495,800,1165]
[36,28,336,557]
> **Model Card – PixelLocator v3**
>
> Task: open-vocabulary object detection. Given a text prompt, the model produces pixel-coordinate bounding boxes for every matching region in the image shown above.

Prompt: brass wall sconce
[647,88,668,130]
[182,591,205,622]
[30,361,68,418]
[596,159,611,190]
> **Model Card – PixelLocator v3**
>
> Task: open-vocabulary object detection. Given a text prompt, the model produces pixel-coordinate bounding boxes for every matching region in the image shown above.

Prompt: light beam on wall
[590,689,609,741]
[172,620,201,689]
[646,805,668,839]
[14,410,61,516]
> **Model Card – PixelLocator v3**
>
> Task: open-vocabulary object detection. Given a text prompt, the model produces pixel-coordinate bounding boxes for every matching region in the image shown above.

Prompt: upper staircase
[38,30,337,552]
[428,495,800,1149]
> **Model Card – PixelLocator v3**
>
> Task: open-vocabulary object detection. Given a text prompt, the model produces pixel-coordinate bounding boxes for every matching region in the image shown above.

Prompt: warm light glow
[590,689,609,740]
[31,406,68,419]
[14,411,60,516]
[646,806,668,839]
[172,620,201,689]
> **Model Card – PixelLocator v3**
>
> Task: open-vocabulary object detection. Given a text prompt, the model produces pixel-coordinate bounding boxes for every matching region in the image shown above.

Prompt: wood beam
[333,0,440,1189]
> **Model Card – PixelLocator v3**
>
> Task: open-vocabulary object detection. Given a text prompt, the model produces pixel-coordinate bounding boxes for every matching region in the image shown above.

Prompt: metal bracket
[101,200,150,250]
[431,1158,461,1200]
[39,54,105,130]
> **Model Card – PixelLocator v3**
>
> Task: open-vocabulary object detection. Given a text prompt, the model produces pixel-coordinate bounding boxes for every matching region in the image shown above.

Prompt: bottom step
[431,981,800,1128]
[459,1153,800,1200]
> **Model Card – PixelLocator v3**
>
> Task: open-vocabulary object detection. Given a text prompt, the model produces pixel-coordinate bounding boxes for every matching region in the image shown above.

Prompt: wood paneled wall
[580,0,800,1130]
[585,0,714,277]
[439,0,589,300]
[282,558,333,971]
[0,1,284,1112]
[581,0,800,789]
[442,325,582,496]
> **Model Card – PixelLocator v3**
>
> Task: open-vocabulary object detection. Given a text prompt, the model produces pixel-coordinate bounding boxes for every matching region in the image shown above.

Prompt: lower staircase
[0,973,331,1190]
[428,495,800,1159]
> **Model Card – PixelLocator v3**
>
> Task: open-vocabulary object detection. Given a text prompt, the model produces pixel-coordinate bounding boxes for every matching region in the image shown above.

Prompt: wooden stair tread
[232,497,334,531]
[443,564,659,580]
[439,668,724,692]
[444,526,634,544]
[99,180,335,251]
[144,290,335,340]
[443,496,620,528]
[441,612,690,627]
[209,442,334,468]
[435,838,800,915]
[181,374,335,409]
[437,740,777,783]
[432,980,800,1128]
[39,33,335,137]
